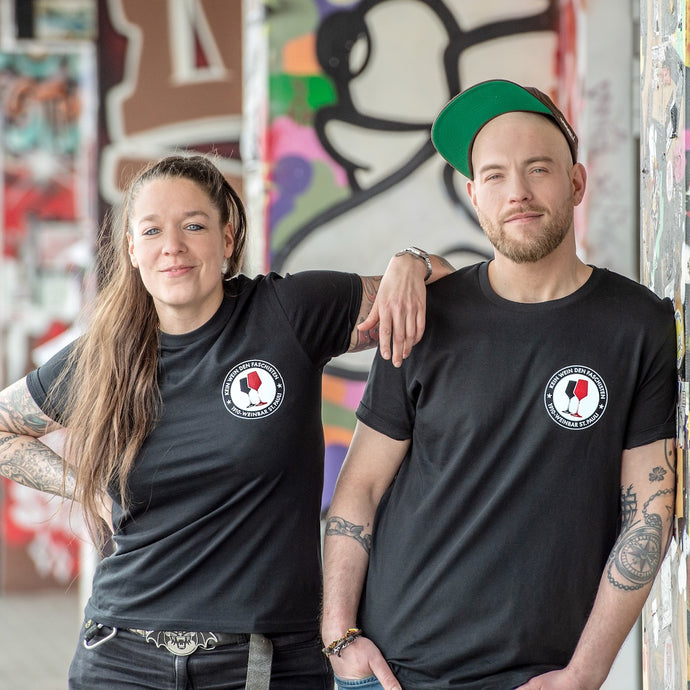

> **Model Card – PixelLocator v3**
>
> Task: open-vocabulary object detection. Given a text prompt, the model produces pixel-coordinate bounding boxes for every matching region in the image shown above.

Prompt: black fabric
[357,262,677,689]
[27,271,362,634]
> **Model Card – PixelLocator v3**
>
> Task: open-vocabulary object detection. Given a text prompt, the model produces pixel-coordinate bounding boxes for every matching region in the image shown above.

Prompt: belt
[82,621,273,690]
[127,628,249,655]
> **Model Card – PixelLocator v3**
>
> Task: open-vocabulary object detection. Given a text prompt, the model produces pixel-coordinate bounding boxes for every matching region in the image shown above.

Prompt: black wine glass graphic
[562,379,577,413]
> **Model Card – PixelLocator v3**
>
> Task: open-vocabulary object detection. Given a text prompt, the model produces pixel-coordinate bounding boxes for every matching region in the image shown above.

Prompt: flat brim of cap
[431,80,553,179]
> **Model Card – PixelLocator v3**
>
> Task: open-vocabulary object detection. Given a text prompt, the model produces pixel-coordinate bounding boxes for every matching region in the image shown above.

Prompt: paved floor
[0,590,81,690]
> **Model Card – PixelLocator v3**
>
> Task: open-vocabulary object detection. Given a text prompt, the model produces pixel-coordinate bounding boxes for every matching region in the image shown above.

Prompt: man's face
[466,111,585,264]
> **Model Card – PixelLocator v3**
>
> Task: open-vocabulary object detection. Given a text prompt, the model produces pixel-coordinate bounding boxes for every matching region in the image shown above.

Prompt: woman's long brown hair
[58,155,247,549]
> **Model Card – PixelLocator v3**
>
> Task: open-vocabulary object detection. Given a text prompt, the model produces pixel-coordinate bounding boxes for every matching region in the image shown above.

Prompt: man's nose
[507,174,532,203]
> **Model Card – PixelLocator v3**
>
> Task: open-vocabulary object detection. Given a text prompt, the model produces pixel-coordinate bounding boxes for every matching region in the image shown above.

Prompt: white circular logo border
[544,365,608,430]
[222,359,285,420]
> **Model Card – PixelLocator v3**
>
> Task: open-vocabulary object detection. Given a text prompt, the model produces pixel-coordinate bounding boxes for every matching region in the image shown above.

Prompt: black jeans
[68,627,332,689]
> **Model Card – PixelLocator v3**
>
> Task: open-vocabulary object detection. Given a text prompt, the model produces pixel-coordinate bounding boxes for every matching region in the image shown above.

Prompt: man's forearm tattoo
[607,483,673,591]
[649,466,667,482]
[326,515,373,554]
[351,276,382,352]
[663,437,676,475]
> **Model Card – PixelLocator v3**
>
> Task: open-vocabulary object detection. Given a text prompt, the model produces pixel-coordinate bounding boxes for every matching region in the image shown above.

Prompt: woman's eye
[186,223,204,231]
[142,227,160,236]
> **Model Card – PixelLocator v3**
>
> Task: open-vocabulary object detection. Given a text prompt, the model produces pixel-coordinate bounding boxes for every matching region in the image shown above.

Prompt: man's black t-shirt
[357,263,677,689]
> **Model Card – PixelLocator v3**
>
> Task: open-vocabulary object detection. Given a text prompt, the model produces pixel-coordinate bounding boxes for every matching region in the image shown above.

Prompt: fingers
[369,655,402,690]
[369,305,425,367]
[358,302,380,340]
[330,638,401,690]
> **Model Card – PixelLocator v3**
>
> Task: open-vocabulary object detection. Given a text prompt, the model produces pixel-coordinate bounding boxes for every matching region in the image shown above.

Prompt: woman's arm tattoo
[0,380,71,498]
[0,379,58,436]
[0,433,75,498]
[326,515,373,554]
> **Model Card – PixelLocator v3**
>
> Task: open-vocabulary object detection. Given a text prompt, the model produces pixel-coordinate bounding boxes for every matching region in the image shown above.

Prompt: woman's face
[127,176,234,334]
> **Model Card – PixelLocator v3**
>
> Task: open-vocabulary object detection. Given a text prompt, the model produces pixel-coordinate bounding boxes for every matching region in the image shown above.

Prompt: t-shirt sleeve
[624,297,677,449]
[270,270,363,367]
[357,348,415,441]
[25,342,75,424]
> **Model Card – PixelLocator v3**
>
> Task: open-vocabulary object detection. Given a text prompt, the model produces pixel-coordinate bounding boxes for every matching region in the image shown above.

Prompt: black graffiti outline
[272,0,559,272]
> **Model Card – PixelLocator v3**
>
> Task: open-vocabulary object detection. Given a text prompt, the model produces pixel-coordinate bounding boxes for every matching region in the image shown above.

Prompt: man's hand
[516,668,596,690]
[328,636,401,690]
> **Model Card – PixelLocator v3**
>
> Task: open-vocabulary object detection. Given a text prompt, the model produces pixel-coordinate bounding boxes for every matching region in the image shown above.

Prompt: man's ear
[466,179,479,212]
[571,163,587,207]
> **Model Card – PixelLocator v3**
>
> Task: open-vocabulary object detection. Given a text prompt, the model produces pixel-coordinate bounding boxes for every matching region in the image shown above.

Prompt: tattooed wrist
[326,515,373,554]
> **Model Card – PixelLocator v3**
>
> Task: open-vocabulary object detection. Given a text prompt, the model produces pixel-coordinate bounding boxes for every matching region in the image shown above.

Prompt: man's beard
[477,203,573,264]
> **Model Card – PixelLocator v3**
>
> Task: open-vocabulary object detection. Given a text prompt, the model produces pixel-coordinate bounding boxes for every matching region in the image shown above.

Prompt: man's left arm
[518,437,676,690]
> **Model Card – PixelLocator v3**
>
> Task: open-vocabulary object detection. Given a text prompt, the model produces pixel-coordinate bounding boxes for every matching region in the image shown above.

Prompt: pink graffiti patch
[268,116,347,187]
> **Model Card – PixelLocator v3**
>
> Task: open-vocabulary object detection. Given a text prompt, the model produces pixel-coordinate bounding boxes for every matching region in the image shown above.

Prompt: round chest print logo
[222,360,285,419]
[544,365,608,430]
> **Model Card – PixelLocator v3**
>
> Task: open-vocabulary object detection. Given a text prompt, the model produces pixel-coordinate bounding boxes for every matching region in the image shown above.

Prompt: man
[320,79,678,690]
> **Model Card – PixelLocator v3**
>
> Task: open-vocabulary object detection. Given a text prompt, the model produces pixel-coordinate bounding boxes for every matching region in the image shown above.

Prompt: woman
[0,154,449,689]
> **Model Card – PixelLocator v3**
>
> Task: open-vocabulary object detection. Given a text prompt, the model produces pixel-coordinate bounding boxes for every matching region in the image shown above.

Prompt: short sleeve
[624,298,677,449]
[270,271,362,368]
[357,348,416,441]
[25,342,75,424]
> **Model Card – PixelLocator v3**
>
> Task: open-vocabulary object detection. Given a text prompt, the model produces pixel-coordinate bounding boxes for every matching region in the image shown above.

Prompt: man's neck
[487,251,593,303]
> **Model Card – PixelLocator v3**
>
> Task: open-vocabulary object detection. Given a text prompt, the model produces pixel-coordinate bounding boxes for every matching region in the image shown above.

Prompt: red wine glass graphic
[240,370,267,407]
[570,379,589,418]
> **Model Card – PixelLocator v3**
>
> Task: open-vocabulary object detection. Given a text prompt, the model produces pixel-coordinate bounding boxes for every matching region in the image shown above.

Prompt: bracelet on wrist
[322,627,363,657]
[396,246,432,282]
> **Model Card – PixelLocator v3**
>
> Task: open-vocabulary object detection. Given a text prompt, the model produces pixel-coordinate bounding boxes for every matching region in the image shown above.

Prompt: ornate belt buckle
[144,630,218,656]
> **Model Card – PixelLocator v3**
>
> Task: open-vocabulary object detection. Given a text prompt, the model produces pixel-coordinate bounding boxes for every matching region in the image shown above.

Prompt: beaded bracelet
[322,627,363,657]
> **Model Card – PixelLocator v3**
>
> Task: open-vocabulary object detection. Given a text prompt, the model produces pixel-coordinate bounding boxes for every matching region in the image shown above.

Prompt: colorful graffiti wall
[97,0,244,210]
[640,1,690,687]
[265,0,578,508]
[0,2,96,589]
[0,0,588,590]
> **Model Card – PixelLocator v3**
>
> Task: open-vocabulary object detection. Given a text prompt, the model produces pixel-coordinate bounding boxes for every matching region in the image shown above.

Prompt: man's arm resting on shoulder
[518,437,676,690]
[0,377,75,498]
[322,421,410,690]
[351,250,454,367]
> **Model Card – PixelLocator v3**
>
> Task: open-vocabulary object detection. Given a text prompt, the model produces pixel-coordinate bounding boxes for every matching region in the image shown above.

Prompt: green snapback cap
[431,79,578,179]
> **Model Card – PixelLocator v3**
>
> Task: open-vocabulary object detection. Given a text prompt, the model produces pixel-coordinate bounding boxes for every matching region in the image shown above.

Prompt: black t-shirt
[27,271,362,633]
[357,262,677,689]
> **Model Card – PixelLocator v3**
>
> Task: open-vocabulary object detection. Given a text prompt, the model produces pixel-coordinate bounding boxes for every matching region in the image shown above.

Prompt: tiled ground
[0,591,80,689]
